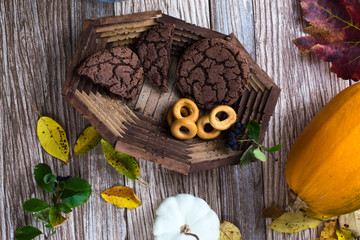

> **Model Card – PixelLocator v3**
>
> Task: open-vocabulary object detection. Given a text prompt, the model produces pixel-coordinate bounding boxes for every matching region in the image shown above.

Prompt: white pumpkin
[153,194,220,240]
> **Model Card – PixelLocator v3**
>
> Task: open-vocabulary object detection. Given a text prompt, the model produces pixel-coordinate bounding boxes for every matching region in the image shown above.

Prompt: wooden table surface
[1,0,351,239]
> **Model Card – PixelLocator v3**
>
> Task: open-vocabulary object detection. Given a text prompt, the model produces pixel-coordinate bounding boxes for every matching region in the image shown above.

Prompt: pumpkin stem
[180,224,200,240]
[289,190,308,212]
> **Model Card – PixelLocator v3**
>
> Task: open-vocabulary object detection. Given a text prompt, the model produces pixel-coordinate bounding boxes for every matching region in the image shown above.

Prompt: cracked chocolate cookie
[137,23,175,92]
[177,38,250,110]
[77,46,144,99]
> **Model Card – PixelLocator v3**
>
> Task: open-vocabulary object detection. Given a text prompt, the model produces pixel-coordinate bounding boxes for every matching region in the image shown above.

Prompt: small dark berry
[225,143,231,148]
[228,138,236,145]
[64,175,72,180]
[234,122,241,129]
[241,124,246,130]
[231,144,239,151]
[234,128,241,135]
[228,132,236,138]
[56,176,63,181]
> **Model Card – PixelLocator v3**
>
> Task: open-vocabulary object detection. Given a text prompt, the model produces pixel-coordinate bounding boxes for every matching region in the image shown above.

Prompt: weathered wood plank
[113,2,235,240]
[0,1,117,239]
[2,0,355,239]
[252,1,350,239]
[210,1,269,240]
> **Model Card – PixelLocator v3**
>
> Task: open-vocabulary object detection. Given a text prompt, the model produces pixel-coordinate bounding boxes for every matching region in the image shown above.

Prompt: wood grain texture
[253,1,350,239]
[1,0,356,240]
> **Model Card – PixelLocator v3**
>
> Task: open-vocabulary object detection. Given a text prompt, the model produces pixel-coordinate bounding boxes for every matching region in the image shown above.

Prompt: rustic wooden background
[0,0,351,240]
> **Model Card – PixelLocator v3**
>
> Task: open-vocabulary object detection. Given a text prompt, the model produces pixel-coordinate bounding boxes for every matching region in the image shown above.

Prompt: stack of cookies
[76,23,250,110]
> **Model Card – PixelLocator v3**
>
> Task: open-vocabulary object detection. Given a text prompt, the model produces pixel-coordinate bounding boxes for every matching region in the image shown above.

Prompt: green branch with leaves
[234,120,281,166]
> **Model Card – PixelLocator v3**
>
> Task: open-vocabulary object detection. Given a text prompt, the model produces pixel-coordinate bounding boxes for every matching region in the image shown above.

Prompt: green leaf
[240,145,255,167]
[45,224,53,229]
[61,189,91,208]
[33,208,50,224]
[101,139,140,180]
[49,206,69,228]
[49,206,59,227]
[267,211,322,234]
[57,181,65,191]
[34,163,55,192]
[74,126,102,155]
[50,230,56,236]
[64,178,91,192]
[15,226,42,240]
[37,116,69,163]
[56,203,72,213]
[263,144,281,152]
[22,198,50,212]
[247,120,261,142]
[43,173,57,184]
[253,148,267,162]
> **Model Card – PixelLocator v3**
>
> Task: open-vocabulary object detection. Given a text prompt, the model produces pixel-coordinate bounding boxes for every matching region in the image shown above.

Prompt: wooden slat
[97,19,158,33]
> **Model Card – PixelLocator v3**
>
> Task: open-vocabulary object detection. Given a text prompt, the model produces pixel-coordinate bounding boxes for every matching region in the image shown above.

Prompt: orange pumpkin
[286,83,360,216]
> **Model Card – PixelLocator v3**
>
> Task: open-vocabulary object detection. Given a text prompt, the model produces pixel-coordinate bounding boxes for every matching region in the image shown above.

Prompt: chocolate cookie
[77,46,143,99]
[177,38,250,110]
[137,23,175,92]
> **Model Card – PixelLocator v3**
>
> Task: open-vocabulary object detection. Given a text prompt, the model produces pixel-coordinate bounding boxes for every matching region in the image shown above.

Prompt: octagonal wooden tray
[62,11,280,175]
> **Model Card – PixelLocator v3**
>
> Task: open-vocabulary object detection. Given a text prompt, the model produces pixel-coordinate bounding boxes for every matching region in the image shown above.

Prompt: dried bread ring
[209,105,237,130]
[196,114,221,140]
[172,98,199,122]
[167,106,190,126]
[171,118,197,140]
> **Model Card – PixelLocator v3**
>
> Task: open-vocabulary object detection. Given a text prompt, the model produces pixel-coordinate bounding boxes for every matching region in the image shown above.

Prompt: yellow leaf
[52,214,70,228]
[267,211,322,234]
[336,227,354,240]
[220,221,242,240]
[339,210,360,237]
[319,221,337,239]
[301,207,335,221]
[101,139,139,180]
[101,186,142,209]
[37,116,69,163]
[74,126,101,155]
[261,206,286,219]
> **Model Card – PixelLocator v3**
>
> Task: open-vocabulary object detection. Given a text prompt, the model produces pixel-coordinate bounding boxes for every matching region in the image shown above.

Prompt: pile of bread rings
[167,98,237,140]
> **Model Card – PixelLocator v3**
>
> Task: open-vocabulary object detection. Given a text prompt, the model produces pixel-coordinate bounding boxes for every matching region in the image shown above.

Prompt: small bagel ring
[196,114,221,140]
[171,118,197,140]
[167,106,190,126]
[209,105,237,130]
[173,98,199,122]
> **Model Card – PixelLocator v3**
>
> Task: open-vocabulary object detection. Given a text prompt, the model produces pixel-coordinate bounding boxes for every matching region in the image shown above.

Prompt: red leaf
[294,0,360,81]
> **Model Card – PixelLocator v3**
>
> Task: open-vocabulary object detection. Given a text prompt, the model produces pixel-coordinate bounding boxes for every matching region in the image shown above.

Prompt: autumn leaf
[293,0,360,80]
[74,126,101,155]
[336,227,354,240]
[220,221,242,240]
[49,206,70,228]
[261,206,286,219]
[339,210,360,237]
[319,221,338,239]
[37,116,69,163]
[101,139,140,180]
[101,186,142,209]
[267,211,322,234]
[301,207,336,221]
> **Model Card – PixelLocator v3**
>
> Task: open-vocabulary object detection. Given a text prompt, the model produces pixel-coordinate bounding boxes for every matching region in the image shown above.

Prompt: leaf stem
[31,103,42,117]
[137,179,149,188]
